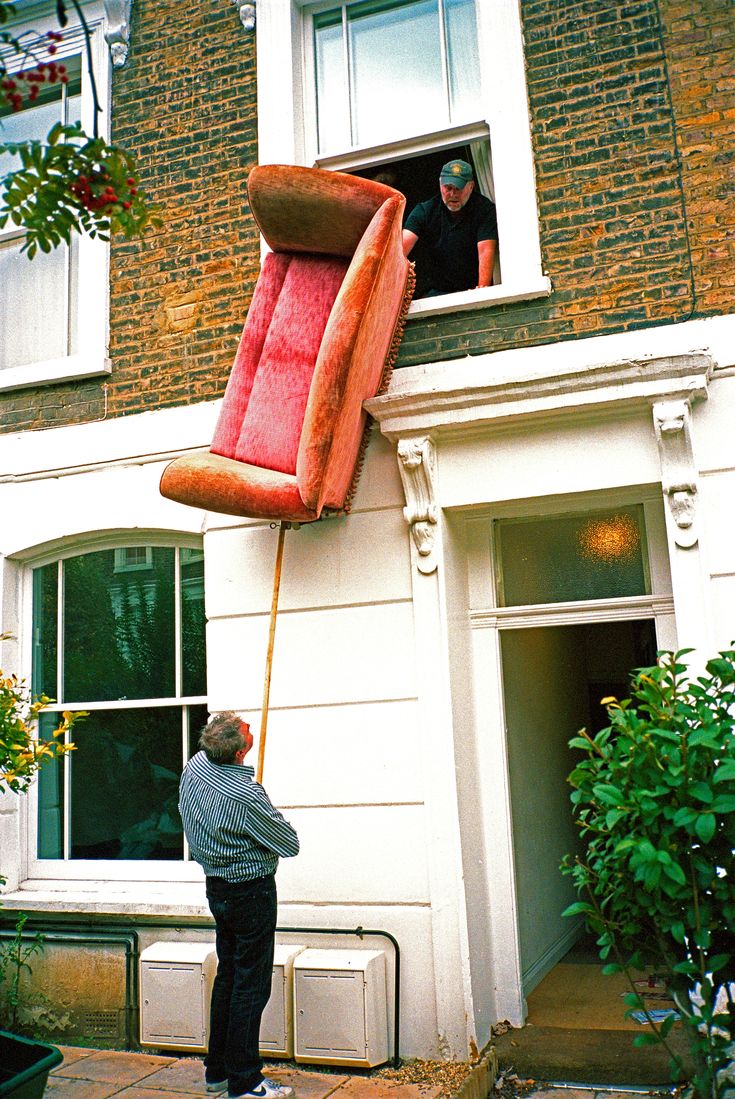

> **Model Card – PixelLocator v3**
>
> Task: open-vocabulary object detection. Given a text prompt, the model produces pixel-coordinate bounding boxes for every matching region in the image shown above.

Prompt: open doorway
[500,617,657,998]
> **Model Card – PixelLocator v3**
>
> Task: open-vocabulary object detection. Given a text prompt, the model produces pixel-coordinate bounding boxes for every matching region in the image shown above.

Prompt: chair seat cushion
[158,451,319,522]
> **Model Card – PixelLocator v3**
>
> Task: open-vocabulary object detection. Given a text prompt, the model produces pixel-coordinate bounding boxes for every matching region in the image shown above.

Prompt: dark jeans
[205,874,277,1094]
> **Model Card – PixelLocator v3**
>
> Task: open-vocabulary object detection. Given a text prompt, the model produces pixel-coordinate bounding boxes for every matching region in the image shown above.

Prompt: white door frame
[462,491,677,1026]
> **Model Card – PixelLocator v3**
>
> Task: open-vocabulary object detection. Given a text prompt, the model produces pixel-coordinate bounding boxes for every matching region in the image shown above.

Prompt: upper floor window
[311,0,481,156]
[256,0,549,318]
[0,0,110,392]
[31,542,207,864]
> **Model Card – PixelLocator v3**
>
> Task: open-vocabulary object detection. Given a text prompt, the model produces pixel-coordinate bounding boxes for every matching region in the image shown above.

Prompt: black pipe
[1,917,401,1067]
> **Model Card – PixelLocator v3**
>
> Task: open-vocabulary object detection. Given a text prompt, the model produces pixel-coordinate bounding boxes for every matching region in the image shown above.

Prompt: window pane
[349,0,445,147]
[445,0,481,121]
[0,237,70,369]
[314,11,351,153]
[181,549,206,697]
[0,59,81,369]
[497,508,648,606]
[64,548,176,702]
[32,563,58,697]
[69,707,185,860]
[37,713,64,859]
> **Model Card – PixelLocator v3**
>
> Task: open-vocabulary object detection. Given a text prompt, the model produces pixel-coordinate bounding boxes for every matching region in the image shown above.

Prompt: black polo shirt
[405,191,498,294]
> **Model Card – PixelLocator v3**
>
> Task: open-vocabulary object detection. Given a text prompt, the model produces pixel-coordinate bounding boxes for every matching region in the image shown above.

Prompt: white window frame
[0,0,111,393]
[256,0,550,317]
[23,534,207,884]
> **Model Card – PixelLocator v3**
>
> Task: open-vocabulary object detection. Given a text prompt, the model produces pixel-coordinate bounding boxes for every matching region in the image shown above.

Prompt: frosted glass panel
[497,508,648,607]
[445,0,481,120]
[349,0,444,147]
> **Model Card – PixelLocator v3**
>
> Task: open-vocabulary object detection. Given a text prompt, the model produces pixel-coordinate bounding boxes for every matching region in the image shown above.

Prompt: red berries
[70,168,139,215]
[1,31,65,111]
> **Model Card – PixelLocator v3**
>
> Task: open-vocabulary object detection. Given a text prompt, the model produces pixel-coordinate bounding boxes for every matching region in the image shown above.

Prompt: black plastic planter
[0,1030,63,1098]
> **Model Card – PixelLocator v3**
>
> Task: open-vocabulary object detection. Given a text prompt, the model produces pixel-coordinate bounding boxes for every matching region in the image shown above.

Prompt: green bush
[563,648,735,1099]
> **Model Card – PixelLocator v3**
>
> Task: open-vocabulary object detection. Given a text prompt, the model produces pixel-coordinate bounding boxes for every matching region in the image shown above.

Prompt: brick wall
[0,0,259,432]
[0,0,732,430]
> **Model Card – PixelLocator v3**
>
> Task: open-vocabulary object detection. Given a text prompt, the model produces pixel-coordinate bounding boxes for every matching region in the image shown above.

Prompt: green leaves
[0,124,162,254]
[561,647,735,1099]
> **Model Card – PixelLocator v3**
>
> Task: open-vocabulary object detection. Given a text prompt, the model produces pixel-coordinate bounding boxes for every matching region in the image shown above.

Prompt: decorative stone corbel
[653,399,699,549]
[231,0,256,31]
[397,437,438,574]
[104,0,132,66]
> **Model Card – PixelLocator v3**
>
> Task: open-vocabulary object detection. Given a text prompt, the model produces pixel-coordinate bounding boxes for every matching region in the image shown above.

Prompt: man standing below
[402,159,498,297]
[180,712,299,1099]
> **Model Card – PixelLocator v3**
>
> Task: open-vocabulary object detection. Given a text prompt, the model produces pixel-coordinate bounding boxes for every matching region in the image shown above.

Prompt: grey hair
[199,711,246,764]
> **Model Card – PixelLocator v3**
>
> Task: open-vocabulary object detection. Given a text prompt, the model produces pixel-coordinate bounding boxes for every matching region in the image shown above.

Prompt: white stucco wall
[0,312,732,1061]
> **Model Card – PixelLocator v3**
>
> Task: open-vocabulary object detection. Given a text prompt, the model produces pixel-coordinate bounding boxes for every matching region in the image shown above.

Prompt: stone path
[46,1047,442,1097]
[46,1047,669,1098]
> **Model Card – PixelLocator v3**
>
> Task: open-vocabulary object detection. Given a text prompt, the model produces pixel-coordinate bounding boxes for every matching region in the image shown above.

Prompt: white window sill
[407,276,552,320]
[0,353,111,393]
[1,880,211,919]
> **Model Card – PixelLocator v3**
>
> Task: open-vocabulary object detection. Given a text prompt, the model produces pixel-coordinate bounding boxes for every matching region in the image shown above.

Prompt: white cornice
[366,352,714,440]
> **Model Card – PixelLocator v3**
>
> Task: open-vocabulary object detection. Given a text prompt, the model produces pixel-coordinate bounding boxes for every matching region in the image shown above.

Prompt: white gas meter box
[259,944,306,1057]
[293,949,389,1068]
[139,941,217,1052]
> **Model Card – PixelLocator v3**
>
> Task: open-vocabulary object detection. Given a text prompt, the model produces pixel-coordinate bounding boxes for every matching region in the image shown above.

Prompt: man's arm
[402,228,418,257]
[477,239,496,288]
[245,782,300,858]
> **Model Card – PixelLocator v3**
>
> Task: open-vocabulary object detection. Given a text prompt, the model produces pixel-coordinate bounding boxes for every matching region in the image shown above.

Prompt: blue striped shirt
[179,751,299,882]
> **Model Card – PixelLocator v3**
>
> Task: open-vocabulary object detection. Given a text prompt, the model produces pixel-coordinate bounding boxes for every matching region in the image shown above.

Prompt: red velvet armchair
[159,165,413,523]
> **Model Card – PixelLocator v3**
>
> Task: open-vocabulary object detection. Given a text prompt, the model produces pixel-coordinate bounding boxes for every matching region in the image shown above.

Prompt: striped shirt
[179,751,299,882]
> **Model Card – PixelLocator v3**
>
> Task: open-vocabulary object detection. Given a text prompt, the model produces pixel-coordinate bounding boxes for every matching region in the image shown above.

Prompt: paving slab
[45,1078,122,1098]
[51,1049,175,1085]
[54,1046,101,1065]
[328,1078,443,1097]
[106,1089,210,1099]
[135,1057,213,1094]
[261,1067,351,1098]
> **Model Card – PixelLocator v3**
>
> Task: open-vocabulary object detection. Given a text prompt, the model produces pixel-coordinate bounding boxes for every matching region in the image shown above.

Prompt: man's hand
[476,239,496,288]
[402,228,418,257]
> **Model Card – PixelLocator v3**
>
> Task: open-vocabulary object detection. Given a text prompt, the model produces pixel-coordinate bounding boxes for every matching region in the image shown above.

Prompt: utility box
[259,944,305,1058]
[140,942,217,1052]
[293,949,389,1068]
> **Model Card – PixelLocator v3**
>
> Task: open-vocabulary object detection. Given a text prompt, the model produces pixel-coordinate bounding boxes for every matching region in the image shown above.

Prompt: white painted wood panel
[699,471,735,576]
[207,603,417,711]
[709,576,735,654]
[693,373,735,472]
[275,805,430,905]
[205,507,411,618]
[439,414,661,509]
[247,700,423,807]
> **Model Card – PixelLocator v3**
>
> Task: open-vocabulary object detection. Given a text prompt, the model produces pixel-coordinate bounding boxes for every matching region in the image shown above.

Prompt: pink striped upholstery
[160,165,411,523]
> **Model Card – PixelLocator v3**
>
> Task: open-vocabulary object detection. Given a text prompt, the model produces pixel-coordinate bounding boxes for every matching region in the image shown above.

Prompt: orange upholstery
[160,164,413,523]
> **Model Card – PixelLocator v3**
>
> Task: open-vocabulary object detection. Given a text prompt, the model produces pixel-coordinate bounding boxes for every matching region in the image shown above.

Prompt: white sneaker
[206,1082,227,1094]
[230,1079,295,1099]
